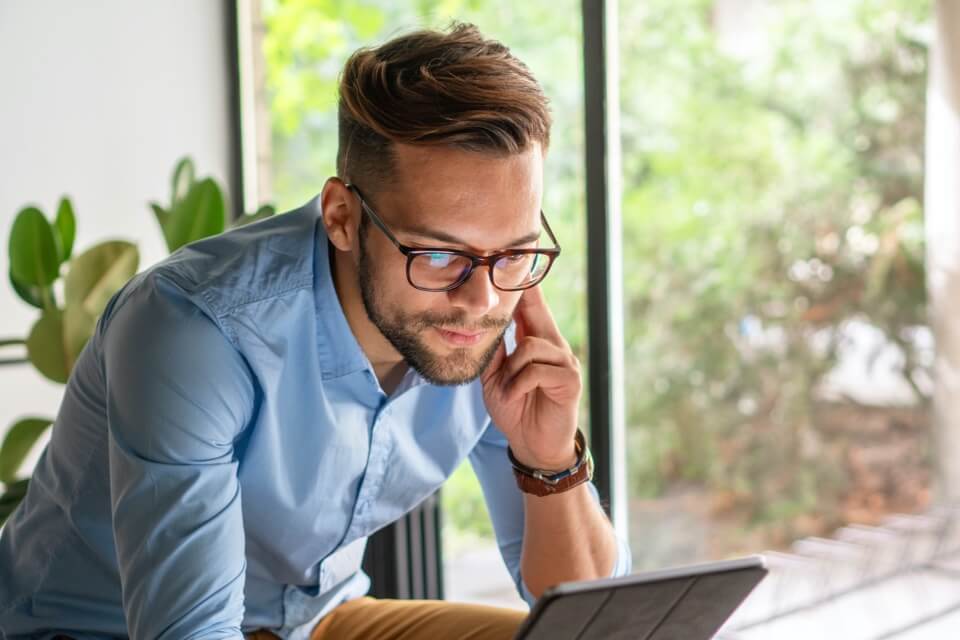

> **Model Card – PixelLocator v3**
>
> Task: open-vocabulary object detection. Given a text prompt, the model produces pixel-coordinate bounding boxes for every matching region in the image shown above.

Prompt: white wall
[0,1,234,457]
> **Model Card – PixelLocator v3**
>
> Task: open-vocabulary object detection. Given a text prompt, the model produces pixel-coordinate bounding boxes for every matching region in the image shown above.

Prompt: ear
[321,178,360,253]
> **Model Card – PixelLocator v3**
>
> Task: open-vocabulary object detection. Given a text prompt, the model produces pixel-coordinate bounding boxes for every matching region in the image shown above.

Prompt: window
[242,2,953,629]
[618,0,932,569]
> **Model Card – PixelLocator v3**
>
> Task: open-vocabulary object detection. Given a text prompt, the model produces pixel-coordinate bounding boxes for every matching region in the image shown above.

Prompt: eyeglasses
[346,184,561,292]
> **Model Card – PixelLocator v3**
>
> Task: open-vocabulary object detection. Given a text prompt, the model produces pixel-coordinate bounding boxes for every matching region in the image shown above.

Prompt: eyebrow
[399,225,542,249]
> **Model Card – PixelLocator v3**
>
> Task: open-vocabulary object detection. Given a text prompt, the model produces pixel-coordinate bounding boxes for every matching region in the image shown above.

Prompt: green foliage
[1,198,140,517]
[151,157,279,251]
[617,0,932,530]
[64,241,140,317]
[235,204,278,227]
[0,479,29,526]
[441,460,494,544]
[151,159,227,253]
[8,270,47,311]
[0,418,53,483]
[25,307,96,384]
[9,207,61,297]
[54,198,76,264]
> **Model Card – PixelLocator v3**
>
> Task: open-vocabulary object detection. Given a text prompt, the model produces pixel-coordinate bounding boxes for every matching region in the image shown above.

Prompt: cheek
[363,243,411,296]
[500,292,524,317]
[375,267,435,312]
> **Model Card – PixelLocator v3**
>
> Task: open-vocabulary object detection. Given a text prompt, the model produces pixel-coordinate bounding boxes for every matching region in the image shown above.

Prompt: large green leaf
[0,418,52,483]
[64,241,139,317]
[26,307,96,383]
[9,269,48,309]
[233,204,277,228]
[8,206,60,288]
[150,203,173,250]
[0,478,29,526]
[171,156,196,207]
[150,203,170,226]
[163,178,226,252]
[54,197,76,263]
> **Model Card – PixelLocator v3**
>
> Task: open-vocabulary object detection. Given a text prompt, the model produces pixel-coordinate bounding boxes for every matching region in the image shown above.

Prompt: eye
[495,254,531,269]
[425,252,455,268]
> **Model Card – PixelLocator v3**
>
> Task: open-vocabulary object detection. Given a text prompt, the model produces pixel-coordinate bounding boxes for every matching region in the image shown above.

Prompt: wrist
[510,445,578,473]
[507,429,594,497]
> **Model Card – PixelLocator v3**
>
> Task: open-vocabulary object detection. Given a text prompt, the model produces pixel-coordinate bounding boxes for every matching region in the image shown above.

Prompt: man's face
[355,143,544,386]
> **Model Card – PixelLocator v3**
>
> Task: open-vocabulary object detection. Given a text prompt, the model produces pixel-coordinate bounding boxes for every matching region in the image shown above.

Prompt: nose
[447,266,500,317]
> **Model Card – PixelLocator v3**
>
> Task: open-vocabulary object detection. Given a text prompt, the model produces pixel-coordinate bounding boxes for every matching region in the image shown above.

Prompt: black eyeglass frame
[345,184,562,292]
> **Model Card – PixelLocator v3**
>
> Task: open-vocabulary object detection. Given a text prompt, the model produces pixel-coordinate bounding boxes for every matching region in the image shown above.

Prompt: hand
[481,286,582,471]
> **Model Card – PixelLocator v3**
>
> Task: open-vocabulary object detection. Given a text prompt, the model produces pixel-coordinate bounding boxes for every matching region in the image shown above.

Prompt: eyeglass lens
[409,252,549,291]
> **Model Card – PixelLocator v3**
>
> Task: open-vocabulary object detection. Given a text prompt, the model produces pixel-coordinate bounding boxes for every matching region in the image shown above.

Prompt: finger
[501,336,571,383]
[512,308,527,344]
[481,336,508,386]
[515,286,564,345]
[504,362,582,405]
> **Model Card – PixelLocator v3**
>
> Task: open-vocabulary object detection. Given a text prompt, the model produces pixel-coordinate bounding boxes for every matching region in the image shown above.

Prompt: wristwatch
[507,429,594,497]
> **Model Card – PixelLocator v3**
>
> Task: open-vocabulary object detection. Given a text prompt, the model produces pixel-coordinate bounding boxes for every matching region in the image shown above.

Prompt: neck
[329,244,407,391]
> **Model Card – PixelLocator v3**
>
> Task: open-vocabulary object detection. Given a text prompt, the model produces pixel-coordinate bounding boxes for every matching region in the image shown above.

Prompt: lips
[434,326,486,346]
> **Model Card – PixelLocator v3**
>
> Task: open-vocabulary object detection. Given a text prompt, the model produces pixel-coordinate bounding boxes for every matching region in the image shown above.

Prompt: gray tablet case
[514,555,767,640]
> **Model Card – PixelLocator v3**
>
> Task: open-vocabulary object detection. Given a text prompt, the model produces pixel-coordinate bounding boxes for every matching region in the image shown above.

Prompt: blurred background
[2,1,960,638]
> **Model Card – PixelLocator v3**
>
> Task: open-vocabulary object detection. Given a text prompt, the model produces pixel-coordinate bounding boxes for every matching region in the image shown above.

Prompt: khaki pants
[246,596,527,640]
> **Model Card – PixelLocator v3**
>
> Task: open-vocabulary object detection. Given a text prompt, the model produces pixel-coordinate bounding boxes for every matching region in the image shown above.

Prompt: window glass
[618,0,933,571]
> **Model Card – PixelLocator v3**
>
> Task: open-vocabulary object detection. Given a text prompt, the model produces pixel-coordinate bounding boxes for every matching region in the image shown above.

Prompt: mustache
[410,311,511,333]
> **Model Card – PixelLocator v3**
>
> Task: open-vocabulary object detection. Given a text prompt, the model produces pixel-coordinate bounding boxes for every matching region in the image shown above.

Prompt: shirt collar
[313,201,372,380]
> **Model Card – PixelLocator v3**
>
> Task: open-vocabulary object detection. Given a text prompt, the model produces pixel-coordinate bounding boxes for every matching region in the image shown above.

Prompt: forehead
[382,143,544,250]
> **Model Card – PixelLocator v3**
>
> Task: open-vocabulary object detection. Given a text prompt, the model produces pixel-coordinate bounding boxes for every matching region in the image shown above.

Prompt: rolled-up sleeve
[468,421,632,607]
[101,274,255,639]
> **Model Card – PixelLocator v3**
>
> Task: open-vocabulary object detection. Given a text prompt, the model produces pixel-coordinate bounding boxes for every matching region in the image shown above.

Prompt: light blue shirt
[0,197,630,639]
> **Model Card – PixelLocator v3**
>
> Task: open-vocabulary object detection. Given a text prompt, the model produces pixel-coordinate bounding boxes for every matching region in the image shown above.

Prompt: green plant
[0,199,139,523]
[150,158,276,253]
[0,157,274,525]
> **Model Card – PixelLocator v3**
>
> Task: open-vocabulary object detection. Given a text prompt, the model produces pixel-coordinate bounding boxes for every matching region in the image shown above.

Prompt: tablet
[514,555,767,640]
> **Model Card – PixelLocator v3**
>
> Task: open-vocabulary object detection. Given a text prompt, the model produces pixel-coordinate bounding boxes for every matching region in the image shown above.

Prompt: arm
[469,423,630,604]
[480,286,630,599]
[102,274,254,639]
[519,478,621,597]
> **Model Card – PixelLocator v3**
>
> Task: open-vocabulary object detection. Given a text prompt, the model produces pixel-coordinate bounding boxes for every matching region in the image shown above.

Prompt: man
[0,23,630,640]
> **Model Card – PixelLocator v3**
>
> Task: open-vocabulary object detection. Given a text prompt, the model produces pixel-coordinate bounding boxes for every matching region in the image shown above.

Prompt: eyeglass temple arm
[349,182,558,255]
[345,183,409,253]
[540,212,561,252]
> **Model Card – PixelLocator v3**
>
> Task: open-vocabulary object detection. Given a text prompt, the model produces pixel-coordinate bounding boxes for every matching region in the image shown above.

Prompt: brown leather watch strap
[508,429,594,497]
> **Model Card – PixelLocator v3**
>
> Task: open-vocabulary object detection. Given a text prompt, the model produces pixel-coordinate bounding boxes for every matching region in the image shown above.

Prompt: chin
[410,333,502,386]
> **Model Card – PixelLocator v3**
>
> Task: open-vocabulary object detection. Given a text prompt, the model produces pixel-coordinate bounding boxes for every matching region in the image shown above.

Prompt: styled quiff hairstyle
[336,23,551,189]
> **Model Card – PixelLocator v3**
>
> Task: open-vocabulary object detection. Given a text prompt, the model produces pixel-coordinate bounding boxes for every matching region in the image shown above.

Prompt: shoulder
[151,197,323,318]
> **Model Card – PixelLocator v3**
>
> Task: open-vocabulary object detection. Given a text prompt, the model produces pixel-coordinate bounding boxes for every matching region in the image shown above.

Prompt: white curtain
[925,0,960,503]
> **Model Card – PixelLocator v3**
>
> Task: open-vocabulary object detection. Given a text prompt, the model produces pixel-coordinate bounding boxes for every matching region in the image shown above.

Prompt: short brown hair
[336,23,551,189]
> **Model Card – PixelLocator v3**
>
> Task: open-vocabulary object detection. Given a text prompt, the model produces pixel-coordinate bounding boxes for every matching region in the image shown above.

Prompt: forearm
[519,482,619,598]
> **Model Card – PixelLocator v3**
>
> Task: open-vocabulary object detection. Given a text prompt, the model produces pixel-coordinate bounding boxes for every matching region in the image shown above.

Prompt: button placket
[347,405,393,537]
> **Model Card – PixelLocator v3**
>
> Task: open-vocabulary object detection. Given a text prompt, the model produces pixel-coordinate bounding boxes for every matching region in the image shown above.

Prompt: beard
[357,232,511,386]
